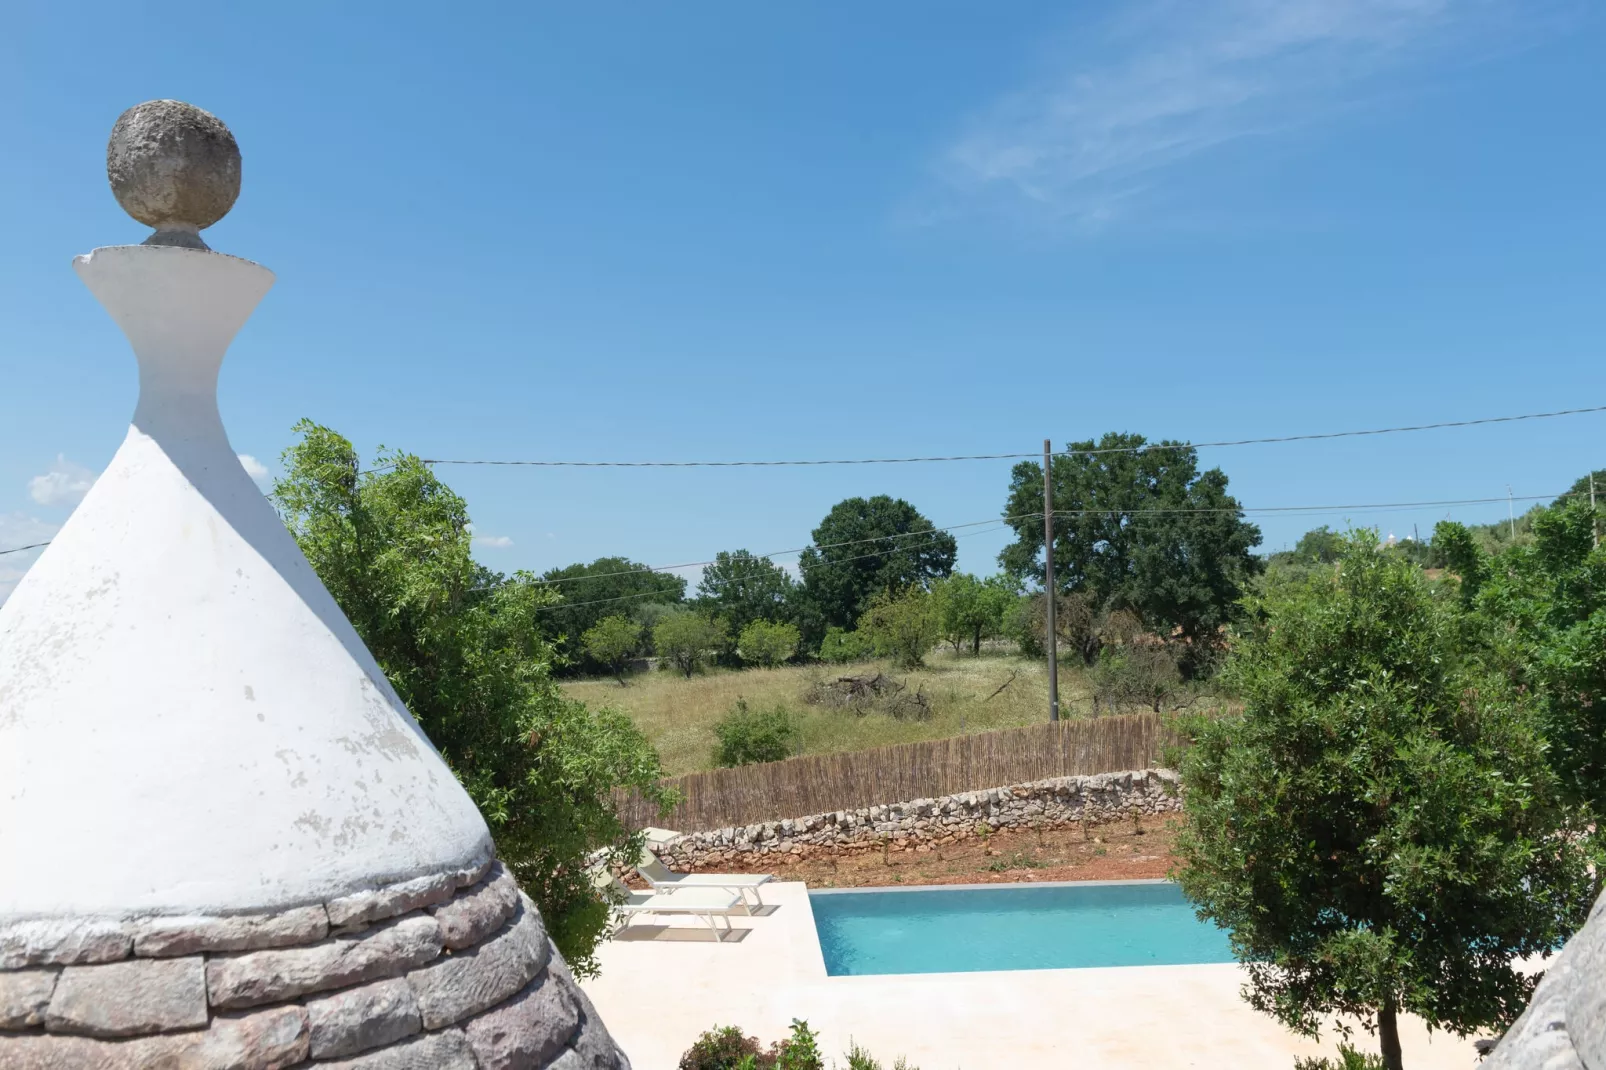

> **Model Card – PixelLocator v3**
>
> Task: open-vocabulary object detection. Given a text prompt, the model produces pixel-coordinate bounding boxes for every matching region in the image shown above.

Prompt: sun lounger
[599,871,745,942]
[636,848,774,913]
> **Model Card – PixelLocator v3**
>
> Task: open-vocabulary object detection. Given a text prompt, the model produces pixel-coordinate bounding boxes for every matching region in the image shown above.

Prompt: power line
[409,403,1606,469]
[0,492,1575,563]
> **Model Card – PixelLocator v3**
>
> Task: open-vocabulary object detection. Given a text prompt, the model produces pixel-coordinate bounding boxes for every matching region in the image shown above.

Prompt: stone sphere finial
[107,100,241,251]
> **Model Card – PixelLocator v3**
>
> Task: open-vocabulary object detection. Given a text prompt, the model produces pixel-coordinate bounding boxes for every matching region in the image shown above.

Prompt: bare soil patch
[659,814,1183,889]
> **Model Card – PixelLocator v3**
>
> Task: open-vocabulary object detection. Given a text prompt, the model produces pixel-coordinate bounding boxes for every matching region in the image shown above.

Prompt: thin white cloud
[474,534,514,549]
[237,454,270,482]
[927,0,1534,226]
[28,455,96,508]
[0,513,61,605]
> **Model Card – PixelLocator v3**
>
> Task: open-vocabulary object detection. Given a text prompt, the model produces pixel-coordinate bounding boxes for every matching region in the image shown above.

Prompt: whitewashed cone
[0,99,628,1070]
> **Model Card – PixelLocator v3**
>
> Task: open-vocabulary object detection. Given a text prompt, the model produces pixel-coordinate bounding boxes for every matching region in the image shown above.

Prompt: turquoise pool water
[810,881,1234,976]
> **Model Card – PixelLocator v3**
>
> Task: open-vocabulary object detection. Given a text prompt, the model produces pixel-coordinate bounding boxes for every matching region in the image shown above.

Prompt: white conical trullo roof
[0,245,492,920]
[0,99,628,1070]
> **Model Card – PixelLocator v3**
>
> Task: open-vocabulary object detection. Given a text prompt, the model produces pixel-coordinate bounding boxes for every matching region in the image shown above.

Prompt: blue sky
[3,0,1603,600]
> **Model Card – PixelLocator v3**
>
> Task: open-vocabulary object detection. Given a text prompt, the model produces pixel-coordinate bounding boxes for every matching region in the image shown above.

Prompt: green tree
[999,433,1261,675]
[540,557,685,674]
[932,573,1015,655]
[581,615,643,685]
[857,587,939,669]
[737,619,800,668]
[1437,498,1606,819]
[1293,525,1346,564]
[1554,468,1605,509]
[654,610,727,678]
[271,421,674,978]
[796,496,956,645]
[697,550,795,635]
[1175,532,1594,1070]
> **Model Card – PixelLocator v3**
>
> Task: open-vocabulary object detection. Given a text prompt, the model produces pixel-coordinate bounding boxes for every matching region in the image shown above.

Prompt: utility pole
[1592,471,1599,550]
[1043,439,1059,723]
[1507,485,1516,540]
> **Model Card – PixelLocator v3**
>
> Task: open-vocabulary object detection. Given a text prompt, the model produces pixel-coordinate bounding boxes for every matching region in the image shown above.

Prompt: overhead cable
[409,404,1606,469]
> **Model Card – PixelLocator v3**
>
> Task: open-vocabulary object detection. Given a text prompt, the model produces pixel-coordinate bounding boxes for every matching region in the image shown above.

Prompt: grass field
[563,650,1099,777]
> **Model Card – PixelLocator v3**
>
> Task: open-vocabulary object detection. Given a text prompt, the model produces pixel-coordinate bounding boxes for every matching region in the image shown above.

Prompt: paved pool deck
[581,881,1498,1070]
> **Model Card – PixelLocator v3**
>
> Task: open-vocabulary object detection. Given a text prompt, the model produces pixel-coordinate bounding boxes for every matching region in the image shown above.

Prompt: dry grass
[563,650,1099,777]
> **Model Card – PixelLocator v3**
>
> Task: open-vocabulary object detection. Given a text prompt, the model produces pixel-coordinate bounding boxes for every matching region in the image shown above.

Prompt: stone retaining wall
[0,861,626,1070]
[654,768,1180,870]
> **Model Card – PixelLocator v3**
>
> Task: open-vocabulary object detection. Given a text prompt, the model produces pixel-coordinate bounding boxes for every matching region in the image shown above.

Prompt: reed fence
[617,713,1173,833]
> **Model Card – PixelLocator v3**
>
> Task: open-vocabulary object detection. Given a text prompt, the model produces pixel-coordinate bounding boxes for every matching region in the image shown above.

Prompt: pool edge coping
[808,877,1172,895]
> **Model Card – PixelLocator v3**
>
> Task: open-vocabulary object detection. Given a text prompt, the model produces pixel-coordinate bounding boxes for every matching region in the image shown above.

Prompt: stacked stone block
[0,862,626,1070]
[655,767,1180,870]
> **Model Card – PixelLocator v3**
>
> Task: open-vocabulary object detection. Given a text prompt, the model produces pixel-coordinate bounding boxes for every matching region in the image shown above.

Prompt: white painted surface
[584,882,1496,1070]
[0,245,491,918]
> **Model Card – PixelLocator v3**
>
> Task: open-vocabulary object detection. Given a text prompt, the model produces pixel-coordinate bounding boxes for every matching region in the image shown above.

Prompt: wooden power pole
[1592,471,1599,550]
[1043,439,1059,723]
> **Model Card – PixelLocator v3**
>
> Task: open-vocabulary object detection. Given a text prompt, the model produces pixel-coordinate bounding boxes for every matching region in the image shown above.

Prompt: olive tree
[857,587,939,669]
[581,615,642,685]
[653,610,727,678]
[737,619,800,668]
[272,421,674,977]
[1175,532,1595,1070]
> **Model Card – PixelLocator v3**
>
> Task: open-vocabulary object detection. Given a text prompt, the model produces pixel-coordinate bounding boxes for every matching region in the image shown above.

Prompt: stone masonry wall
[654,768,1180,871]
[0,862,626,1070]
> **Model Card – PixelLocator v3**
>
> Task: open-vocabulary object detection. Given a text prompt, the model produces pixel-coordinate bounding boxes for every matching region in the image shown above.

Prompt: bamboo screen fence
[617,713,1173,834]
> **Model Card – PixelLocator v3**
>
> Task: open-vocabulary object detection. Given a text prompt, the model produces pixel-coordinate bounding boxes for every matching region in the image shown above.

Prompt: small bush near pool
[678,1025,765,1069]
[711,698,799,767]
[1293,1045,1384,1070]
[679,1021,915,1070]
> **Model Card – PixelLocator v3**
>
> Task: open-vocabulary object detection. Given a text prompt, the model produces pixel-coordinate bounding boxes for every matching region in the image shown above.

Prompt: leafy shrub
[771,1020,823,1070]
[857,587,938,669]
[1292,1045,1384,1070]
[1088,642,1181,713]
[1003,591,1098,662]
[843,1047,919,1070]
[1002,596,1042,657]
[738,619,801,668]
[678,1025,766,1070]
[712,699,799,767]
[680,1022,912,1070]
[818,626,871,663]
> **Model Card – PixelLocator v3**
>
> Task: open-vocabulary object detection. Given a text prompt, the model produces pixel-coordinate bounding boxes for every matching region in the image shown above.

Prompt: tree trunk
[1378,1002,1403,1070]
[972,628,982,655]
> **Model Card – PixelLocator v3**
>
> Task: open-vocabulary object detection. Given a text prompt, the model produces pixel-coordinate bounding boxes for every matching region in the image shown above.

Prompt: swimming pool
[810,880,1234,976]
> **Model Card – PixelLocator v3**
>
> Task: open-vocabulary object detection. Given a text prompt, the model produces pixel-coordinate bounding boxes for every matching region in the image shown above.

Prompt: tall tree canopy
[999,432,1261,669]
[1437,497,1606,821]
[695,549,794,635]
[272,421,673,978]
[932,572,1014,654]
[1177,532,1594,1070]
[796,495,956,642]
[540,556,685,674]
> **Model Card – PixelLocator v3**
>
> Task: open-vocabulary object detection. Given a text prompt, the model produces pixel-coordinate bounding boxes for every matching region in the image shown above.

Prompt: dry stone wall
[654,768,1180,870]
[0,862,627,1070]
